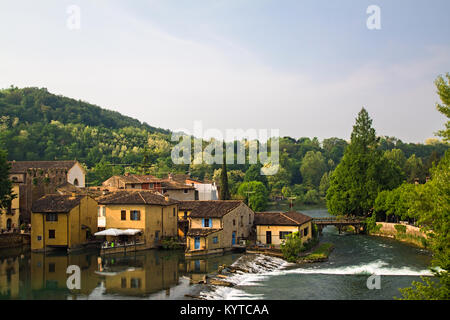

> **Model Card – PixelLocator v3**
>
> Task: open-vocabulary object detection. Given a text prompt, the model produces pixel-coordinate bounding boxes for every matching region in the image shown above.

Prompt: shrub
[394,224,407,234]
[365,214,382,233]
[280,232,303,262]
[161,237,181,250]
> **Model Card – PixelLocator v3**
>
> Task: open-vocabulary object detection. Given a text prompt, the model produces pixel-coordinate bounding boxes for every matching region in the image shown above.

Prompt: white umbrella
[94,228,125,237]
[122,229,142,236]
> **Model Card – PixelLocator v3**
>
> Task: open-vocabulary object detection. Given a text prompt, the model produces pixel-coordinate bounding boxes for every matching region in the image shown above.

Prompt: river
[0,209,433,300]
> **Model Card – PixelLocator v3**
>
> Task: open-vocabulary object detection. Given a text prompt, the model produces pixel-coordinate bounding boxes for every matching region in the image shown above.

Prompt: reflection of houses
[98,252,179,297]
[8,160,85,223]
[0,256,20,298]
[183,201,254,256]
[30,252,99,298]
[97,191,179,250]
[102,174,197,201]
[31,195,98,252]
[0,184,20,232]
[254,211,313,246]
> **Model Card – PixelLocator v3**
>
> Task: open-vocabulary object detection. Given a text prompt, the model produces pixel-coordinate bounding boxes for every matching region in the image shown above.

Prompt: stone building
[8,160,85,224]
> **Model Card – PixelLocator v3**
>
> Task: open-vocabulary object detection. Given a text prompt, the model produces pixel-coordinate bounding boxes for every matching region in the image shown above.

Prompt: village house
[181,200,255,256]
[254,211,313,247]
[102,174,197,200]
[8,160,86,224]
[30,194,98,252]
[96,190,179,251]
[0,184,20,232]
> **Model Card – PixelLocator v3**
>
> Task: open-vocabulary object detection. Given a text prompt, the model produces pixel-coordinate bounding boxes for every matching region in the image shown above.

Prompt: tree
[237,181,268,212]
[405,154,426,183]
[435,73,450,142]
[300,151,327,188]
[399,151,450,300]
[0,148,16,211]
[244,163,268,187]
[319,171,331,197]
[326,108,398,216]
[219,149,231,200]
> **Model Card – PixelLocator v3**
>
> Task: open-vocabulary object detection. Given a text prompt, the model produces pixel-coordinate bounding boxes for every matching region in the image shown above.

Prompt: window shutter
[209,219,212,228]
[202,219,205,227]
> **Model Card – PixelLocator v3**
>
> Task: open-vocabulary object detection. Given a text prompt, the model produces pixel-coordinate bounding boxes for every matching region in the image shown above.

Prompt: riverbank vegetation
[297,243,334,263]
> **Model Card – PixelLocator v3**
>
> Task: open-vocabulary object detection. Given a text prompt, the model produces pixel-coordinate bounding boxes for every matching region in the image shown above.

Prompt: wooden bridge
[312,217,366,234]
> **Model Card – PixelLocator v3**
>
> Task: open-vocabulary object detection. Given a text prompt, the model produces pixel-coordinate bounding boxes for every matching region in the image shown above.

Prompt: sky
[0,0,449,143]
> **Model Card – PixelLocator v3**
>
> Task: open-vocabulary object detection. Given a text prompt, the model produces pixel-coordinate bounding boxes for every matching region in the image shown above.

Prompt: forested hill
[0,87,169,133]
[0,86,172,168]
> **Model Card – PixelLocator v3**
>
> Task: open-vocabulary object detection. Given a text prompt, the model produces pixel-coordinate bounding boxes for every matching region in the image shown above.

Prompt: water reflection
[0,247,242,300]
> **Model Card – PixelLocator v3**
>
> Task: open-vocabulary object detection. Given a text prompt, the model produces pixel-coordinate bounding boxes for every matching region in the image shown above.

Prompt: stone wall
[0,233,27,249]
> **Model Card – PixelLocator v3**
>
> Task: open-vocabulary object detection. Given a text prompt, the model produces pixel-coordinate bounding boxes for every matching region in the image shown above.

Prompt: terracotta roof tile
[97,190,178,206]
[9,160,78,173]
[32,194,85,213]
[178,200,243,218]
[254,211,312,226]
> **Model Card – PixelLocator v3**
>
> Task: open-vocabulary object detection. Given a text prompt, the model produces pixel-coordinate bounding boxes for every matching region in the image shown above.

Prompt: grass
[298,242,334,263]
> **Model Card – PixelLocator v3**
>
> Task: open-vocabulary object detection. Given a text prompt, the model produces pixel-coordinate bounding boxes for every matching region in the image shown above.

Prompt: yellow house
[0,256,20,299]
[99,252,179,297]
[30,252,99,297]
[182,201,255,256]
[31,194,98,252]
[0,184,20,231]
[254,211,313,247]
[97,190,179,250]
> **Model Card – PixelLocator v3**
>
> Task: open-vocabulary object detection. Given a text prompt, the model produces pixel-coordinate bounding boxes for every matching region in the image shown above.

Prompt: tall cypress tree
[219,143,231,200]
[0,148,15,211]
[326,108,398,216]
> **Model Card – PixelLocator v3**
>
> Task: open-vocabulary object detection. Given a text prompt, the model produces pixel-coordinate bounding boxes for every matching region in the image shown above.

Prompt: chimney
[164,194,170,202]
[125,172,130,177]
[168,173,173,180]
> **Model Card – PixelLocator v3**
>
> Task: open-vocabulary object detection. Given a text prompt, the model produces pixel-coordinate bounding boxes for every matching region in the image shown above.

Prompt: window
[130,210,141,221]
[149,183,154,188]
[202,218,212,228]
[73,178,79,186]
[249,214,252,224]
[173,208,176,217]
[131,278,141,289]
[46,213,58,222]
[48,230,55,239]
[233,219,236,226]
[184,189,188,194]
[121,278,127,288]
[48,263,55,273]
[184,211,188,219]
[303,227,308,237]
[213,236,218,244]
[121,210,126,220]
[279,231,292,240]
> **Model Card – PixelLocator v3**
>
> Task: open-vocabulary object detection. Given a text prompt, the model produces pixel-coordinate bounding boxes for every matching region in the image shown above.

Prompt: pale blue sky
[0,0,449,142]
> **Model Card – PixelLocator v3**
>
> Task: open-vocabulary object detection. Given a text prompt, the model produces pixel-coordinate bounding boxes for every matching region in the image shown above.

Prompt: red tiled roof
[97,190,178,206]
[178,200,243,218]
[254,211,312,226]
[32,194,85,213]
[9,160,79,173]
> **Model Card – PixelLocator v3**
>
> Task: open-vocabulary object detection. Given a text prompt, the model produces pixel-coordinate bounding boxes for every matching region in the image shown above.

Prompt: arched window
[73,178,79,186]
